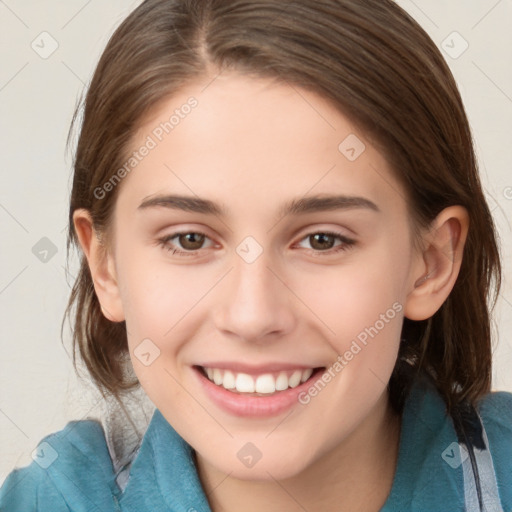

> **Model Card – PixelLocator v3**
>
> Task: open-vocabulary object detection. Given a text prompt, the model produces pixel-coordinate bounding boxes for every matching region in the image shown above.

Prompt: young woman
[1,1,511,511]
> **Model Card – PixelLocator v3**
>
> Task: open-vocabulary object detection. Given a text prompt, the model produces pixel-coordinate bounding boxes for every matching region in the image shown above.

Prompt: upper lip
[195,362,324,375]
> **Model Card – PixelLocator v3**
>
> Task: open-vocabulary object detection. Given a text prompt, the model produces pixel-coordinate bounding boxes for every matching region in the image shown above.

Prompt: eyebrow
[137,193,380,217]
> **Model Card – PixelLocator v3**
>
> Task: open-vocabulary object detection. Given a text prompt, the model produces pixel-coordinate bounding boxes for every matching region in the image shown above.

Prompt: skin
[74,72,469,512]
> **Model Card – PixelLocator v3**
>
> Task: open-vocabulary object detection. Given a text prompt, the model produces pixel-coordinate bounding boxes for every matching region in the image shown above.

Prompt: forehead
[115,72,406,221]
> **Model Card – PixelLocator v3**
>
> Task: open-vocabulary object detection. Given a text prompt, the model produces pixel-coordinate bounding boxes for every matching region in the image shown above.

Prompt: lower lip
[193,366,325,417]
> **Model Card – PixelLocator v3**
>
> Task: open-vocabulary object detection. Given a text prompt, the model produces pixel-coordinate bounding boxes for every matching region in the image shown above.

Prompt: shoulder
[476,391,512,438]
[0,419,119,512]
[476,388,512,432]
[475,387,512,442]
[476,389,512,511]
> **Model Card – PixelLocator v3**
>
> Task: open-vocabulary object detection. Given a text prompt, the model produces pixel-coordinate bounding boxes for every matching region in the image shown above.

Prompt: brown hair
[63,0,501,417]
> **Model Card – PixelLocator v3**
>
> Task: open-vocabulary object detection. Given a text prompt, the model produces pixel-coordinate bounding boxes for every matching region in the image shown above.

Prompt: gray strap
[460,409,504,512]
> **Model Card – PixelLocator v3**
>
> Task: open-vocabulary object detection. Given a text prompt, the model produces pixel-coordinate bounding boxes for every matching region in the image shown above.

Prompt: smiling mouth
[195,365,325,396]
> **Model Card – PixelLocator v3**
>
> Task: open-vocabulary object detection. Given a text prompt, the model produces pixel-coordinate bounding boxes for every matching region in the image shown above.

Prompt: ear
[72,209,125,322]
[404,205,469,321]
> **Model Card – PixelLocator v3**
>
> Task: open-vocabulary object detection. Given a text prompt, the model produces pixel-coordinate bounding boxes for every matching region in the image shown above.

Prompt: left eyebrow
[136,193,380,217]
[279,194,380,217]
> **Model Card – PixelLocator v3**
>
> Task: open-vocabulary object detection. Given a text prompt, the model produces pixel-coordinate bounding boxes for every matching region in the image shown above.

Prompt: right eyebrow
[137,194,225,216]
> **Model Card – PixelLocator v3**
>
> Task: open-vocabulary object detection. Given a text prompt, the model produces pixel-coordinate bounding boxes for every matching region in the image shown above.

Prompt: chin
[208,449,313,482]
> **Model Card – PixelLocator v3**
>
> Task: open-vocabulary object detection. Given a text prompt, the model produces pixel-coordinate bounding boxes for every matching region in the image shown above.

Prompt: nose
[212,245,296,344]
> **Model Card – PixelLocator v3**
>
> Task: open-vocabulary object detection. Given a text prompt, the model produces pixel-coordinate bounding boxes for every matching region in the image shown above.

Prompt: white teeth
[275,372,289,391]
[213,368,223,386]
[300,368,313,383]
[235,373,255,392]
[255,374,275,394]
[202,367,317,394]
[288,370,302,388]
[223,370,236,389]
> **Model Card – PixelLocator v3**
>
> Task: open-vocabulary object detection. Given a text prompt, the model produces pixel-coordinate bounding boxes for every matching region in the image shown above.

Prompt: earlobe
[404,206,469,321]
[72,209,125,322]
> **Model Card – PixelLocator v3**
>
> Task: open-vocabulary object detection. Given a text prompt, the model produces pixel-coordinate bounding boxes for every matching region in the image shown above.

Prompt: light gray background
[1,0,511,482]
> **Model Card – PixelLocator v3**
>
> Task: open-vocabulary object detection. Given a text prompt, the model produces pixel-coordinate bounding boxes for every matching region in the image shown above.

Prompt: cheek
[303,249,406,337]
[115,244,200,332]
[115,248,207,407]
[293,244,407,384]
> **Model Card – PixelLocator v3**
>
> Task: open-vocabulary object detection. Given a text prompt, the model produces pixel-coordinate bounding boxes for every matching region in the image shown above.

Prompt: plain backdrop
[1,0,511,482]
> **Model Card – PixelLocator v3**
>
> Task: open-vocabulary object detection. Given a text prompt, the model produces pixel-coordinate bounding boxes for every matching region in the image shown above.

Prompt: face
[105,73,419,480]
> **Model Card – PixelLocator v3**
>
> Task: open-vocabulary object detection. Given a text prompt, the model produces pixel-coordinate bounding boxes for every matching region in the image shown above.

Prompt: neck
[195,390,402,512]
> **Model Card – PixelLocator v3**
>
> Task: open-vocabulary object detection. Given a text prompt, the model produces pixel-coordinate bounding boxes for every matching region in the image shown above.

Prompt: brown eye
[176,232,206,250]
[308,233,336,250]
[296,230,356,256]
[158,231,213,256]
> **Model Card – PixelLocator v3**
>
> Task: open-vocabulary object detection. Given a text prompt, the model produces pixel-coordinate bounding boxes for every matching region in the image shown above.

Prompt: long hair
[63,0,502,417]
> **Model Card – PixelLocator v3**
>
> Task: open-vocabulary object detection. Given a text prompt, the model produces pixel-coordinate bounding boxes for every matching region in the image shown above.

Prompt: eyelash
[157,230,356,258]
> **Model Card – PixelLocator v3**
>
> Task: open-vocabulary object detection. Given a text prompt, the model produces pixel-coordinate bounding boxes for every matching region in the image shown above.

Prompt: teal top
[1,374,511,511]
